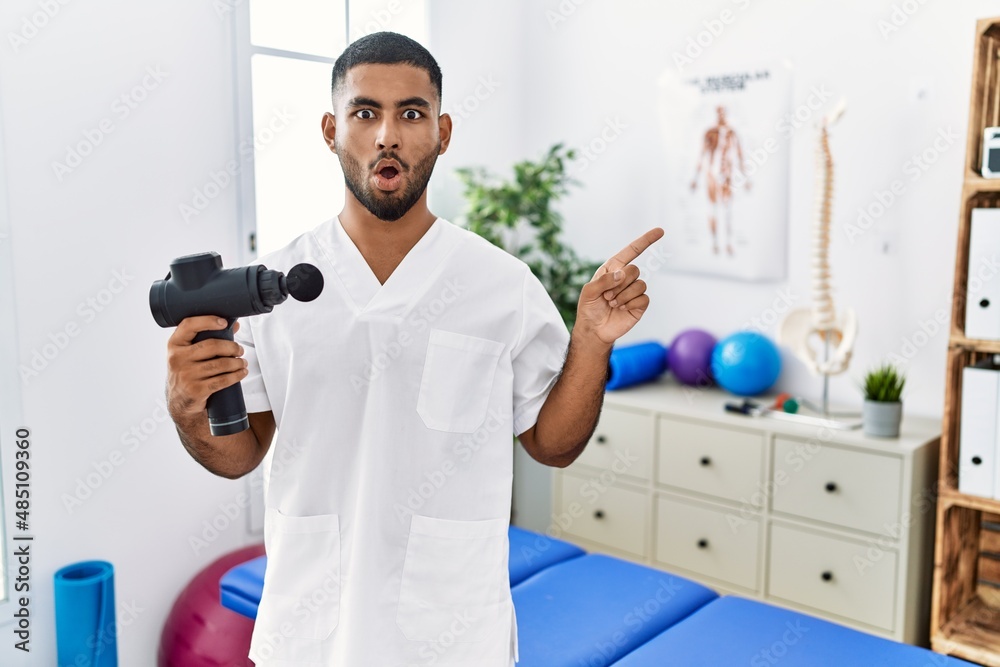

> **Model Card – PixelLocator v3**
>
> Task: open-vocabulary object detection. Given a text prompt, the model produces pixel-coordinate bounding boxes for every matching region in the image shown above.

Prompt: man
[690,105,750,256]
[165,32,662,666]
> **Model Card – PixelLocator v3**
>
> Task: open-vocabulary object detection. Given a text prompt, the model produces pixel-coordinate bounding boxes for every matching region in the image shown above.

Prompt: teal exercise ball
[710,331,781,396]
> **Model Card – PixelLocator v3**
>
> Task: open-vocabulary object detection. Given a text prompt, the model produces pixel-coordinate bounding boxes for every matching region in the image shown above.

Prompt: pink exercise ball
[158,543,265,667]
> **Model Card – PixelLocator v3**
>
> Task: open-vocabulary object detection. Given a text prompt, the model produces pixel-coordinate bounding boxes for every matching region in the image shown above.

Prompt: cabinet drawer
[557,471,647,557]
[768,523,897,631]
[573,406,653,482]
[772,437,902,534]
[656,496,759,591]
[658,417,764,503]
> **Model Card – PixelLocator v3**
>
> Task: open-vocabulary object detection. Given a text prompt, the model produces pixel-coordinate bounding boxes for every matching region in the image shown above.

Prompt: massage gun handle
[193,318,249,436]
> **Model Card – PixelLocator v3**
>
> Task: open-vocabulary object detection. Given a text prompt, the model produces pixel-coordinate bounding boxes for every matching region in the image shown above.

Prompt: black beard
[338,144,439,222]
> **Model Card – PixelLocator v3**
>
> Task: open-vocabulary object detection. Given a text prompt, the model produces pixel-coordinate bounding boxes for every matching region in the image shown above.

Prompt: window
[232,0,429,260]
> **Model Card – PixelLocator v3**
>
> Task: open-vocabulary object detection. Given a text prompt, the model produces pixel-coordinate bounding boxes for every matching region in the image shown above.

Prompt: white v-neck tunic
[234,216,570,666]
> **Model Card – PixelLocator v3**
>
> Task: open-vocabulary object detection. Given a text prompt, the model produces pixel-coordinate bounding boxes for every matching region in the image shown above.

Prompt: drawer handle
[825,482,838,493]
[973,456,983,466]
[697,538,709,549]
[821,571,834,582]
[700,456,712,467]
[596,435,607,444]
[594,510,605,519]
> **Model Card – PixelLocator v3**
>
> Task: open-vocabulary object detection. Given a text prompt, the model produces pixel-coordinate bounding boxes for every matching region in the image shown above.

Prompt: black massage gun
[149,251,323,436]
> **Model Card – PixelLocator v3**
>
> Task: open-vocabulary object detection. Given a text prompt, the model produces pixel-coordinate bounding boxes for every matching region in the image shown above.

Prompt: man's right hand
[166,316,249,420]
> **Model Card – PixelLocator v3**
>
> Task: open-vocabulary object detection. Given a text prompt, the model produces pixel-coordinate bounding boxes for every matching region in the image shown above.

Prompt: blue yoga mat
[54,560,118,667]
[606,341,668,390]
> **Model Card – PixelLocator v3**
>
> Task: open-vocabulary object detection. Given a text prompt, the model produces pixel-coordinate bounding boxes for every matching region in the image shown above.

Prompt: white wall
[0,1,265,663]
[424,1,1000,530]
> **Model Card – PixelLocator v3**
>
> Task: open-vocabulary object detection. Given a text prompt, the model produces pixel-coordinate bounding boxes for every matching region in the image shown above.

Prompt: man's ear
[321,112,337,154]
[438,112,453,155]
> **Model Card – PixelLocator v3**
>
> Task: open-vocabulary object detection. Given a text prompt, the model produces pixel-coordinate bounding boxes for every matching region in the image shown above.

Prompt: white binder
[966,208,1000,340]
[959,365,999,497]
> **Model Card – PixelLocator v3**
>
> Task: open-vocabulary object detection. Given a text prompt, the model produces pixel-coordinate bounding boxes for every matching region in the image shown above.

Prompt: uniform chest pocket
[396,514,508,644]
[416,329,505,433]
[254,509,341,650]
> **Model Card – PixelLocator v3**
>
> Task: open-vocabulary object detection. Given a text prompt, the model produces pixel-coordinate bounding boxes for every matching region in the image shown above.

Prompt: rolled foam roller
[606,341,668,390]
[54,560,118,667]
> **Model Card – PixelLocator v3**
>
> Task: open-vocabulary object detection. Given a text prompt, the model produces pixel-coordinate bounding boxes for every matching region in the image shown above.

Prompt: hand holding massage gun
[149,251,323,435]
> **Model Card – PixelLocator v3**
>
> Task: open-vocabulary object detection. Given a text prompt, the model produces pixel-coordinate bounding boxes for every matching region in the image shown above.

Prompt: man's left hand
[575,227,665,346]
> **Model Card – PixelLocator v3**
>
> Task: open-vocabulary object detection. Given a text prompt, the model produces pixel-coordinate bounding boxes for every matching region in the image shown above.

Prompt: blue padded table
[512,554,717,667]
[508,525,585,586]
[610,596,977,667]
[220,526,586,619]
[219,554,266,619]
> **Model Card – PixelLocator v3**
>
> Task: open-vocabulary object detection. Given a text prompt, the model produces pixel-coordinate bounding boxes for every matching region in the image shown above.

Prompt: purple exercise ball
[667,329,717,386]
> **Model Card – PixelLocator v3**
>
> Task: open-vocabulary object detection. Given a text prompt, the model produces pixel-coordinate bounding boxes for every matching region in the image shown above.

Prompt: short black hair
[330,32,442,105]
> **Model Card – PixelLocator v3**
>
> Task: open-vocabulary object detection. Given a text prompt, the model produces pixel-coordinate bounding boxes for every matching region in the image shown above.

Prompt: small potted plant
[860,362,906,438]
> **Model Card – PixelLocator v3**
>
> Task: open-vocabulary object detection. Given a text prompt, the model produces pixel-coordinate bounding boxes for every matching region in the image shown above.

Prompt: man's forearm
[172,409,261,480]
[532,329,612,467]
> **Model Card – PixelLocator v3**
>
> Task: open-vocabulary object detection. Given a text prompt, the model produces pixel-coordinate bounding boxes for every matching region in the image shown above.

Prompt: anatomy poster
[655,63,792,281]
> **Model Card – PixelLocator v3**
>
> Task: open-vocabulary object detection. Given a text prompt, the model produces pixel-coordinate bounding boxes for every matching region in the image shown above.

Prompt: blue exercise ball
[711,331,781,396]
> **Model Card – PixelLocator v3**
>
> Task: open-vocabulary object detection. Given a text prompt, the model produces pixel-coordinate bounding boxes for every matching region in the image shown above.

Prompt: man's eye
[403,109,422,120]
[356,109,375,120]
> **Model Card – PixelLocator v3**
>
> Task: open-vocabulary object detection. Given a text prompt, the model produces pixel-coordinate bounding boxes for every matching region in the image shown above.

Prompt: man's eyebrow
[396,96,431,109]
[346,96,382,109]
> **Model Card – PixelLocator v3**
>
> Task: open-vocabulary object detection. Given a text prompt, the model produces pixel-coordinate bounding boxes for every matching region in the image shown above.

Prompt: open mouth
[373,159,403,191]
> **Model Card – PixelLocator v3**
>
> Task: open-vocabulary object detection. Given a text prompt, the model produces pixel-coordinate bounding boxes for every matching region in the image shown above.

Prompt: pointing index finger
[605,227,665,271]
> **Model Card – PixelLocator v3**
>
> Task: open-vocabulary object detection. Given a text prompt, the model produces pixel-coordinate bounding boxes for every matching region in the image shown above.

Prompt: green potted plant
[455,143,603,332]
[859,362,906,438]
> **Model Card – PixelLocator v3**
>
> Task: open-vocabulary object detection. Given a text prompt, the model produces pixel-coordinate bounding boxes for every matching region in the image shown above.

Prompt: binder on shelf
[965,208,1000,340]
[958,361,1000,498]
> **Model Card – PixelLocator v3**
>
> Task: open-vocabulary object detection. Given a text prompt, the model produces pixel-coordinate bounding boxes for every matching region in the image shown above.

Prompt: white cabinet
[551,378,939,645]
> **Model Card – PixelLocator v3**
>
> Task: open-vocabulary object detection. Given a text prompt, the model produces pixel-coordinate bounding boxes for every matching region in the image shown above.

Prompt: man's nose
[376,119,400,150]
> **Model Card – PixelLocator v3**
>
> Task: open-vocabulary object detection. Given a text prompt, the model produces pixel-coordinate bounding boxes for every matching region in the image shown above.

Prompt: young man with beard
[164,31,663,666]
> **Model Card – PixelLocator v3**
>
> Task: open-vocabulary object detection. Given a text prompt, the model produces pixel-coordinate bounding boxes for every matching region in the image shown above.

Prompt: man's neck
[338,196,438,284]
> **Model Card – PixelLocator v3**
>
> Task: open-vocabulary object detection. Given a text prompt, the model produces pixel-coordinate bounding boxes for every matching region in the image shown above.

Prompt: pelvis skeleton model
[778,100,858,376]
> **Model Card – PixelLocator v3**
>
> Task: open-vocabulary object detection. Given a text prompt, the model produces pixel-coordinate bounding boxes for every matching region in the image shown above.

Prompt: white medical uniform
[235,216,570,666]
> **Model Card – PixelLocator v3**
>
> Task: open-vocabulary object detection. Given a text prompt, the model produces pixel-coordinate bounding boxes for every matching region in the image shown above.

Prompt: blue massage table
[220,526,972,666]
[219,525,587,619]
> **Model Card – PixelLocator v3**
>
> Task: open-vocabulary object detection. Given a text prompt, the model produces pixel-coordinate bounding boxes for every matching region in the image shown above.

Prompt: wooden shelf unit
[931,16,1000,666]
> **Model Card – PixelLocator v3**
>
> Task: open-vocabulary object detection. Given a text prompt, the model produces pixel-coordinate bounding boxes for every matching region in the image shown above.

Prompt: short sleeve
[511,267,570,437]
[233,315,271,413]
